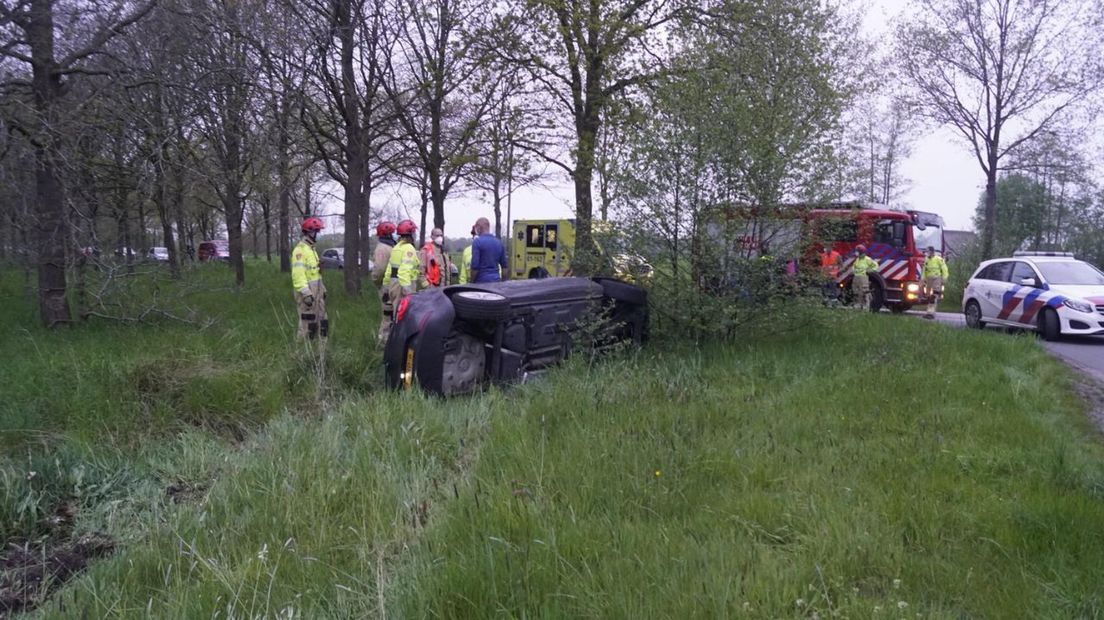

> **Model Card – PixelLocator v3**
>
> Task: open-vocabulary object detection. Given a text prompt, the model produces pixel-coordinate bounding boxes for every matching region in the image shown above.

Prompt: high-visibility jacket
[388,240,420,287]
[820,250,841,278]
[291,238,321,293]
[923,255,949,279]
[852,255,879,277]
[458,245,473,284]
[419,241,449,287]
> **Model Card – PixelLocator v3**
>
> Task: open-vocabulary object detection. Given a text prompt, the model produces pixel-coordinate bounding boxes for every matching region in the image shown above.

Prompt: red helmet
[396,219,417,236]
[376,221,396,237]
[855,244,867,254]
[302,217,325,233]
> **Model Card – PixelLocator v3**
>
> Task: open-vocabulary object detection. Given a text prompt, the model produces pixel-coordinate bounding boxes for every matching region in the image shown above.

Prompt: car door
[1006,261,1044,325]
[976,261,1014,322]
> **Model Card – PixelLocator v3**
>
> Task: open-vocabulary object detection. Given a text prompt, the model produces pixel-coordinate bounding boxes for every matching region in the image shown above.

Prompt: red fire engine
[806,206,946,312]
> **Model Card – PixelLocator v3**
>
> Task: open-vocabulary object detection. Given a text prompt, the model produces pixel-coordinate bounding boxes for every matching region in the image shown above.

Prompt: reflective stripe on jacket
[459,245,473,284]
[388,241,420,287]
[852,255,879,277]
[923,256,949,279]
[291,239,321,292]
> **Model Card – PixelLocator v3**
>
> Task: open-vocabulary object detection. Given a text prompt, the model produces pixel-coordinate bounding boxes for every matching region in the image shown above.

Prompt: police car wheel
[451,291,511,321]
[964,300,985,329]
[1039,308,1061,341]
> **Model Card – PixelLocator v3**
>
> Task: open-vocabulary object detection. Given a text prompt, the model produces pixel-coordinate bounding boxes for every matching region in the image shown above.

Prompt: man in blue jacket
[469,217,508,283]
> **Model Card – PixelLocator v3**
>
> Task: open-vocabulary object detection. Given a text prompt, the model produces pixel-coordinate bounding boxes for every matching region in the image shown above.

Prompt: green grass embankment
[3,263,1104,617]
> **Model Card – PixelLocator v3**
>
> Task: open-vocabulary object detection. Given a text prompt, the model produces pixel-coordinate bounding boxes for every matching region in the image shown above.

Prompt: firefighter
[418,227,453,289]
[380,219,420,345]
[851,244,880,311]
[372,221,397,344]
[922,245,949,319]
[458,226,475,284]
[292,217,328,340]
[819,244,843,305]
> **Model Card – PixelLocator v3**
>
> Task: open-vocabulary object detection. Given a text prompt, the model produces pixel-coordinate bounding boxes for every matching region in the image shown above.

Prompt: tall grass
[5,264,1104,618]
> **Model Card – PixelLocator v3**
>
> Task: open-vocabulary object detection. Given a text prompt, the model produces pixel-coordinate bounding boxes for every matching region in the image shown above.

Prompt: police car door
[1007,261,1044,326]
[978,261,1014,322]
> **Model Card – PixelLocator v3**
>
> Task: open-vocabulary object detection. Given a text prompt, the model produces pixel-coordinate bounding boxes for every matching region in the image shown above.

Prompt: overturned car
[383,277,648,396]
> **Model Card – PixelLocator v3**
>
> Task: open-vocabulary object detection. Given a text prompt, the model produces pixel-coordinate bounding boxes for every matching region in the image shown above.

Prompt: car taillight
[396,297,411,322]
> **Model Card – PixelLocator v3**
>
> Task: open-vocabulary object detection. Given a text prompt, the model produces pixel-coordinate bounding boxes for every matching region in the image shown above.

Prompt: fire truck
[808,206,946,312]
[705,203,947,313]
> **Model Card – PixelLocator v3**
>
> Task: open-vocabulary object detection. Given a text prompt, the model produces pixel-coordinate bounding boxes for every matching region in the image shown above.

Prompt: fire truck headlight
[906,282,921,293]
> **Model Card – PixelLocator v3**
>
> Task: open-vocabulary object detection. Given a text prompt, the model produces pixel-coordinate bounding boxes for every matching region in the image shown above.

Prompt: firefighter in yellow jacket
[922,246,949,319]
[458,226,475,284]
[372,221,397,344]
[851,244,880,311]
[379,219,420,345]
[292,217,327,340]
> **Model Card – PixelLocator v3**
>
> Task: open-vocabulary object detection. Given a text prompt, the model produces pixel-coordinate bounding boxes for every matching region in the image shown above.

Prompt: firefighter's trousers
[924,276,944,315]
[852,274,871,311]
[295,280,328,340]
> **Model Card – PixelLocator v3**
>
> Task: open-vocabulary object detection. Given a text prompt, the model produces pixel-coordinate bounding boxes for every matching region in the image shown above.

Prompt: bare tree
[494,0,686,272]
[897,0,1104,259]
[297,0,398,294]
[0,0,156,327]
[385,0,501,237]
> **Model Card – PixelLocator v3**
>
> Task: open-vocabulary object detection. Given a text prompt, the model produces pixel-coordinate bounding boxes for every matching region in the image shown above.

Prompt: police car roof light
[1013,251,1075,258]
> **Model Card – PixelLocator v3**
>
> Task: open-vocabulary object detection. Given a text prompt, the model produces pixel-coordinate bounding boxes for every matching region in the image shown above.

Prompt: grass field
[3,260,1104,618]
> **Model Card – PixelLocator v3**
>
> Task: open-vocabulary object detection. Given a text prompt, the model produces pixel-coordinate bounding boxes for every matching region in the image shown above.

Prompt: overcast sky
[332,0,985,238]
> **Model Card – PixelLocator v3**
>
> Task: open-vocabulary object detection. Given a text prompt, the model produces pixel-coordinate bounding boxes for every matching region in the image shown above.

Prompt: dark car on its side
[384,277,648,396]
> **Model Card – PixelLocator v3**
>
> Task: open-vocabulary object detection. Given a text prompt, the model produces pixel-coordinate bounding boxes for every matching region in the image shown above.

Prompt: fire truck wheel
[1039,308,1061,341]
[869,283,885,312]
[964,300,985,329]
[889,303,909,314]
[451,291,511,321]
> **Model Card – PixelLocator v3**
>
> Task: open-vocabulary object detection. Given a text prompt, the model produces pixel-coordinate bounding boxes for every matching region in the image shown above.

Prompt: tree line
[2,0,1103,328]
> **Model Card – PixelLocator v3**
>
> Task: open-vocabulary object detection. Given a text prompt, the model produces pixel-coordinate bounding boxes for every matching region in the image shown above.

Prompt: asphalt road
[917,311,1104,383]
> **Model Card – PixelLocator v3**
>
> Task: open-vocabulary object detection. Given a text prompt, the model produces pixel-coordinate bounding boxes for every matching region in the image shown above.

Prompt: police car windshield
[1036,261,1104,285]
[913,224,942,254]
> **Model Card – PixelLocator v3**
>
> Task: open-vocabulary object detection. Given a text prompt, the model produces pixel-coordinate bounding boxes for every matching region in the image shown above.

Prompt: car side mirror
[1019,277,1037,287]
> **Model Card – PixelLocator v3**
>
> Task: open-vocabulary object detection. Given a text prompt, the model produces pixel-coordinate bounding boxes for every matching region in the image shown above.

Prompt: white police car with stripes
[962,252,1104,340]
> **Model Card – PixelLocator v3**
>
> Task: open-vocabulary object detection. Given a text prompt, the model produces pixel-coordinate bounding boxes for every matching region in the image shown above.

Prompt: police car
[962,252,1104,340]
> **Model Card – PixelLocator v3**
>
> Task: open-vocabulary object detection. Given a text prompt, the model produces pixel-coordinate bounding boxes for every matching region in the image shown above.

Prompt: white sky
[320,0,984,238]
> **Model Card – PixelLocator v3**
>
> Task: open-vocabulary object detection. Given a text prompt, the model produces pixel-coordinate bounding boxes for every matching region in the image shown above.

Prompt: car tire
[595,278,647,306]
[451,291,511,321]
[964,300,985,329]
[1039,307,1061,341]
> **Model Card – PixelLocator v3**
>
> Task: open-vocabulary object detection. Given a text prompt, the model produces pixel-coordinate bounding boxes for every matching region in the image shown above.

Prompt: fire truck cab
[809,207,946,312]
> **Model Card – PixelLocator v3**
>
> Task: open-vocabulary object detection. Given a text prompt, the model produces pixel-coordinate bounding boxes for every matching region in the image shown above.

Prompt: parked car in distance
[320,248,344,270]
[320,247,374,272]
[198,239,230,262]
[384,277,648,396]
[962,251,1104,340]
[147,246,170,262]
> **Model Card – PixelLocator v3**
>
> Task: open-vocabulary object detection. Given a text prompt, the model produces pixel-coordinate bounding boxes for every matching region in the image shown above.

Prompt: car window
[1035,261,1104,285]
[1009,262,1038,284]
[977,261,1013,282]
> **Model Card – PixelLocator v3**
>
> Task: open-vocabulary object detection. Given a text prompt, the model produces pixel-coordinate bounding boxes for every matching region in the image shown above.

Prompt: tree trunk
[278,172,290,272]
[573,116,599,274]
[981,160,998,260]
[359,181,372,279]
[338,0,363,295]
[225,194,245,286]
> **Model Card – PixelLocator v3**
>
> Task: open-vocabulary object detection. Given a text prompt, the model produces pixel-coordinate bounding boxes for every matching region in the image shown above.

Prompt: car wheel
[595,278,647,306]
[1039,307,1061,341]
[451,290,511,321]
[964,300,985,329]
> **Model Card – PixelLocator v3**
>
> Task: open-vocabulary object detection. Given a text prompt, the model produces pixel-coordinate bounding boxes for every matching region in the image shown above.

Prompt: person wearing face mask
[418,227,453,289]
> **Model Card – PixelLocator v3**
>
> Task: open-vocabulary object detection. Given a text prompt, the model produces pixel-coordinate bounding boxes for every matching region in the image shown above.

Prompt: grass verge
[3,264,1104,617]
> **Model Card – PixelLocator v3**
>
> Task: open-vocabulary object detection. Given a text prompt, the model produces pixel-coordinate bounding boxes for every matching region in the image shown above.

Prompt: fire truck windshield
[913,223,943,253]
